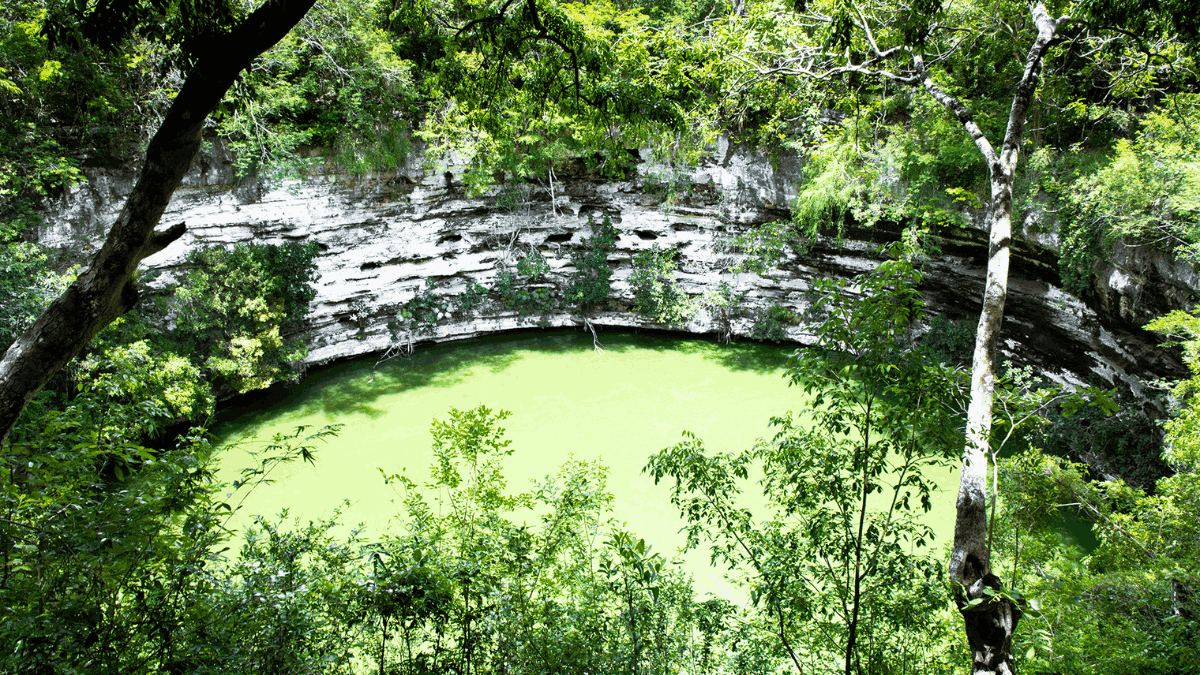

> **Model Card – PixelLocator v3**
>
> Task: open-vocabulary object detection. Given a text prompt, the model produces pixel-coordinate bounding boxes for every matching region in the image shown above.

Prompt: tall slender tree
[723,0,1184,670]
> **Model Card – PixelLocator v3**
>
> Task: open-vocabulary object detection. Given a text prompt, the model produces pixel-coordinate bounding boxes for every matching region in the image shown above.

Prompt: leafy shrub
[630,245,695,326]
[375,405,722,675]
[454,280,490,315]
[0,407,361,674]
[749,302,796,342]
[349,298,372,339]
[398,279,450,329]
[0,243,74,353]
[0,380,223,673]
[8,242,318,435]
[728,220,810,275]
[397,277,496,328]
[76,337,215,432]
[564,215,618,312]
[1057,99,1200,295]
[159,242,320,394]
[700,281,744,343]
[995,447,1200,674]
[515,247,551,280]
[493,251,560,318]
[923,314,975,366]
[205,511,371,673]
[496,279,556,316]
[1036,403,1167,489]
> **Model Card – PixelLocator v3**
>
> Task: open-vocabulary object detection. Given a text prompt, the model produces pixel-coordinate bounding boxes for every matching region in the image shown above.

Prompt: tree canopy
[0,0,1199,672]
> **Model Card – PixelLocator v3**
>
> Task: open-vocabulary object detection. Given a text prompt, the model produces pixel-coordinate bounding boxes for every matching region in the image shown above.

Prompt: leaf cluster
[1056,97,1200,294]
[0,243,73,353]
[564,214,618,312]
[630,243,696,326]
[158,241,319,394]
[645,254,968,673]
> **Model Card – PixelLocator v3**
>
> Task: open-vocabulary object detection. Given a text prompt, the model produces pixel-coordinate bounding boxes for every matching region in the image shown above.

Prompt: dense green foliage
[646,256,969,674]
[748,302,797,343]
[0,243,72,352]
[922,315,976,367]
[565,215,618,312]
[1036,399,1168,490]
[0,412,370,673]
[1,401,790,674]
[6,0,1200,303]
[214,0,421,178]
[709,2,1200,296]
[0,0,148,242]
[630,244,695,327]
[80,241,323,421]
[1146,309,1200,471]
[374,405,709,675]
[0,373,224,672]
[991,447,1200,673]
[4,0,1200,671]
[1,241,320,441]
[1056,100,1200,294]
[158,242,320,393]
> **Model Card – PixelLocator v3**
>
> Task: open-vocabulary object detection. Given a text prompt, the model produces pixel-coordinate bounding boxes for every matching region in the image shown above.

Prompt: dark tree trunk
[0,0,317,445]
[961,573,1023,674]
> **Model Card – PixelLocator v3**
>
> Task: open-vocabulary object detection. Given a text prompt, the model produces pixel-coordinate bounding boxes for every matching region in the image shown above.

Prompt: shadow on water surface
[214,329,794,442]
[705,341,794,375]
[589,328,792,375]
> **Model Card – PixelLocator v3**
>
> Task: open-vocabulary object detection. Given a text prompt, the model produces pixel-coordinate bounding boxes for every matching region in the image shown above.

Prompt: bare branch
[914,52,998,169]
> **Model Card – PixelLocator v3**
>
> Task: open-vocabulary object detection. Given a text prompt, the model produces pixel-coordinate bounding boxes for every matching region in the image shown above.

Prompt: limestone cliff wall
[36,140,1188,407]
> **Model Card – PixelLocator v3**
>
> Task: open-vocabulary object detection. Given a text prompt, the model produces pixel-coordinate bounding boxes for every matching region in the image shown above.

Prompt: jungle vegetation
[1,0,1199,672]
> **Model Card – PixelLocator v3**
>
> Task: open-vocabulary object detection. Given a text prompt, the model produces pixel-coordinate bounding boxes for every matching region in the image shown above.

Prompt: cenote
[214,330,959,598]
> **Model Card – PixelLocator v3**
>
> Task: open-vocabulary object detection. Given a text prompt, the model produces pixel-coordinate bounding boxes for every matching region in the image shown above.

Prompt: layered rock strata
[37,140,1187,408]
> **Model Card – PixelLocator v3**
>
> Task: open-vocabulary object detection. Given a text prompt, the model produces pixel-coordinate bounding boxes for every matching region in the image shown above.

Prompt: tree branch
[1000,4,1062,171]
[914,52,999,170]
[0,0,318,445]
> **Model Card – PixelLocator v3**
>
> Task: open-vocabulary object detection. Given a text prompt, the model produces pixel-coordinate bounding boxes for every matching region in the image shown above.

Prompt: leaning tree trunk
[953,167,1022,675]
[922,4,1061,673]
[0,0,317,446]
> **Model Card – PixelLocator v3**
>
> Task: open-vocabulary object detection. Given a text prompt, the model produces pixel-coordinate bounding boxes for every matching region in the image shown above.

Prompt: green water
[214,330,958,599]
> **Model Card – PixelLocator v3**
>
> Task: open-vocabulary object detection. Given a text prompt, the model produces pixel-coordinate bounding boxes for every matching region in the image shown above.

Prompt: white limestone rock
[34,139,1190,406]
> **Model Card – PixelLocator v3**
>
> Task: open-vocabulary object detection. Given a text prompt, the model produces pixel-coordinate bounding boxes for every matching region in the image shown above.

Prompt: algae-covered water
[214,330,958,598]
